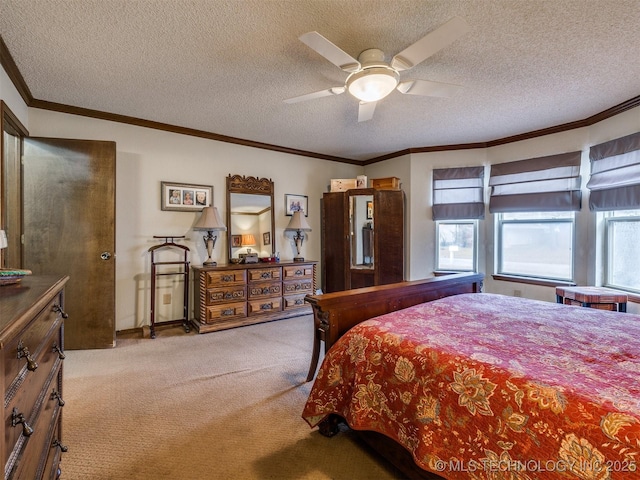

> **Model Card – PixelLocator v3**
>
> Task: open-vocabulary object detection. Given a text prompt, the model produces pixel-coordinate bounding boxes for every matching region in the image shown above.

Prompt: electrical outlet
[513,289,522,297]
[163,294,171,304]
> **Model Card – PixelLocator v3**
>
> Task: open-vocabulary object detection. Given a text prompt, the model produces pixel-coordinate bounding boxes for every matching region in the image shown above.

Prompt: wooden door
[23,137,116,349]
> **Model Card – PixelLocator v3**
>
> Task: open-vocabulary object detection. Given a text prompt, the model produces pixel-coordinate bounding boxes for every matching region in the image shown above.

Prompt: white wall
[4,62,640,327]
[0,67,28,124]
[26,109,361,330]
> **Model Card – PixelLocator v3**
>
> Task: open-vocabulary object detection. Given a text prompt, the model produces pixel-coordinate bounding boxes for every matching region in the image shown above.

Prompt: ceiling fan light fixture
[346,67,399,103]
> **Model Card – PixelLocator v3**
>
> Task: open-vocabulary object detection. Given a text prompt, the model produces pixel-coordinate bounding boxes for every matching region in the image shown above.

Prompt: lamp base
[293,256,305,262]
[203,260,217,266]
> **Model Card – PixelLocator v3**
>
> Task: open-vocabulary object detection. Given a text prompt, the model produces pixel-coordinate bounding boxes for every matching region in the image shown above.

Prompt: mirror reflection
[350,194,374,269]
[227,175,275,263]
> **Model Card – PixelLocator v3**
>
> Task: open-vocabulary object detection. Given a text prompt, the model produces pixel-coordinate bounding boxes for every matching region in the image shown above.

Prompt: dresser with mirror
[191,174,316,333]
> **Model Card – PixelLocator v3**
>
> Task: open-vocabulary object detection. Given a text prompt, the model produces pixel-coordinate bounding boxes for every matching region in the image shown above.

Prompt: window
[436,220,477,271]
[604,210,640,293]
[489,152,581,282]
[497,212,574,281]
[588,132,640,293]
[432,166,484,272]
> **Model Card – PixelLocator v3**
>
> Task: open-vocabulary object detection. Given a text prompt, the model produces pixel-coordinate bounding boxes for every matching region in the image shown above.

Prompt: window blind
[587,131,640,211]
[488,152,582,213]
[432,166,485,220]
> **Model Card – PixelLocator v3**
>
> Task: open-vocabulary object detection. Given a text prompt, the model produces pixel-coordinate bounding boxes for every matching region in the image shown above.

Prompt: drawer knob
[17,341,38,371]
[295,269,303,276]
[221,308,234,316]
[260,303,273,310]
[53,344,66,360]
[53,439,68,453]
[52,390,65,407]
[53,304,69,319]
[261,272,271,279]
[11,408,34,437]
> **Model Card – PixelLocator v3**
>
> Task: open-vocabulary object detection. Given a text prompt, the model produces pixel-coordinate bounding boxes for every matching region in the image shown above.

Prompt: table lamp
[285,211,311,262]
[241,234,256,254]
[193,207,226,266]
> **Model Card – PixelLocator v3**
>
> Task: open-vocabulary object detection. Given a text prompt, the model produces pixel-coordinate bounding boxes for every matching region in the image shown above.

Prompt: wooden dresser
[0,275,69,479]
[192,262,316,333]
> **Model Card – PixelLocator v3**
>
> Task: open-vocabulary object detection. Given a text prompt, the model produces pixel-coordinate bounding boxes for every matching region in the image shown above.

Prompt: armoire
[322,188,404,293]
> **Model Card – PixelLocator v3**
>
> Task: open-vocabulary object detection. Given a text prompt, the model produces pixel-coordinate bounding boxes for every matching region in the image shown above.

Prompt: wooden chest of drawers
[192,262,316,333]
[0,275,69,479]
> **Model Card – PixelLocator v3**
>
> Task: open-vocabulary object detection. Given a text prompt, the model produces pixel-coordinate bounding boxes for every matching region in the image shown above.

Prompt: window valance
[432,166,485,220]
[489,152,582,213]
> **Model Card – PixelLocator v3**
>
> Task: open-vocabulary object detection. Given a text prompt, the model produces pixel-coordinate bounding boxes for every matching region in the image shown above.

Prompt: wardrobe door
[321,192,348,293]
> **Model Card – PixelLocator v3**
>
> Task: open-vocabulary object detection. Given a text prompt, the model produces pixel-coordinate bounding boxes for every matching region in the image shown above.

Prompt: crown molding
[2,34,638,166]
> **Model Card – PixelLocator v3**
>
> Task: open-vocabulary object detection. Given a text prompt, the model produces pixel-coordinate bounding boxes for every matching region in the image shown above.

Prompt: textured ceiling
[1,0,639,161]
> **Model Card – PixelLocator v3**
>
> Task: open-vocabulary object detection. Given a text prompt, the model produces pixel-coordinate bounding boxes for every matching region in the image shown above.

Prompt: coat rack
[148,235,190,338]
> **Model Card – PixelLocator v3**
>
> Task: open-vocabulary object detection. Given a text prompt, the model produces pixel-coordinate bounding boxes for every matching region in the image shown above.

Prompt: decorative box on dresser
[0,275,69,479]
[192,261,317,333]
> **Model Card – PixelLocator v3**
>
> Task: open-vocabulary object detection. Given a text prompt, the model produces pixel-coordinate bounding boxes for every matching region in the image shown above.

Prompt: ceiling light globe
[346,67,399,103]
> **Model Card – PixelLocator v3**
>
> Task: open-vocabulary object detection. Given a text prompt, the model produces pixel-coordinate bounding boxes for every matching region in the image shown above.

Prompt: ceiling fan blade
[358,101,377,122]
[397,79,463,97]
[299,32,361,73]
[284,87,345,104]
[391,17,470,71]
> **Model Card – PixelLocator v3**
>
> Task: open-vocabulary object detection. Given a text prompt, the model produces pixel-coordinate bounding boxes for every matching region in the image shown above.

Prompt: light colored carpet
[61,315,404,479]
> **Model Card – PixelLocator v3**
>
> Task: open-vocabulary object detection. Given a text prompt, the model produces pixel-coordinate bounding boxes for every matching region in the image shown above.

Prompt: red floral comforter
[302,293,640,479]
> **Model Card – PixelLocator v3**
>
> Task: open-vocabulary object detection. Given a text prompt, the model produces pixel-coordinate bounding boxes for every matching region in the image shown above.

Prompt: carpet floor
[60,315,404,479]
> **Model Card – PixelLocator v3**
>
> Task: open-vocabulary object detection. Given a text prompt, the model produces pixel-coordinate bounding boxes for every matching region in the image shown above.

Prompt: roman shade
[488,152,582,213]
[587,131,640,211]
[432,166,485,220]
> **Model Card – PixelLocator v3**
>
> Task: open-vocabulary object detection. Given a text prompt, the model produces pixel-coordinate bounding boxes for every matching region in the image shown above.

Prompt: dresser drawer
[203,302,247,323]
[4,295,64,396]
[283,279,313,295]
[5,328,63,466]
[204,269,246,288]
[8,364,63,480]
[247,282,281,300]
[204,286,246,305]
[283,264,314,280]
[283,294,308,310]
[248,298,282,316]
[248,267,281,283]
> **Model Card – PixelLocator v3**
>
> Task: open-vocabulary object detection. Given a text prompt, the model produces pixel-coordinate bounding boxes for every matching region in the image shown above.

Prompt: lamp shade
[194,207,226,231]
[0,230,7,249]
[285,211,311,231]
[241,234,256,246]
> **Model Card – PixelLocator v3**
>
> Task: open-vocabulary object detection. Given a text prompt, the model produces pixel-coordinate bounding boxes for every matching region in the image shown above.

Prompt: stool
[555,286,628,312]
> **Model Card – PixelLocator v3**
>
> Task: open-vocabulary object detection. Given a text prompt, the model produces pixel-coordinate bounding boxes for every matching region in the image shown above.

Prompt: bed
[302,274,640,479]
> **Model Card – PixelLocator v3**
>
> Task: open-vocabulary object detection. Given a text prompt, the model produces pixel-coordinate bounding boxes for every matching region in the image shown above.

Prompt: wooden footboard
[304,272,484,381]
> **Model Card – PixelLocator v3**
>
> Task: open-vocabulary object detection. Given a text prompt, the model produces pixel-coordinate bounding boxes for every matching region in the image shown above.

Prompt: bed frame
[305,272,484,381]
[303,272,485,480]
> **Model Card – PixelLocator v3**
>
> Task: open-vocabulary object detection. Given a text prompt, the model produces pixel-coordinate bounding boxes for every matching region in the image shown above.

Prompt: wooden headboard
[304,272,484,381]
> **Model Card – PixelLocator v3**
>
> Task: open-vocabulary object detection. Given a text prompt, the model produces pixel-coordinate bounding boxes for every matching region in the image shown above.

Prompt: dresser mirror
[349,192,374,269]
[226,174,275,262]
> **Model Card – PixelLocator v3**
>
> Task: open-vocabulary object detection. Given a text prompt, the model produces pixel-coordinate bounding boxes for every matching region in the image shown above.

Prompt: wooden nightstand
[555,286,628,312]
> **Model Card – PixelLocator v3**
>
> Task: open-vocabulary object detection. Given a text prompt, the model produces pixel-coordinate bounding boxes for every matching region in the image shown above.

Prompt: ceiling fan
[284,17,470,122]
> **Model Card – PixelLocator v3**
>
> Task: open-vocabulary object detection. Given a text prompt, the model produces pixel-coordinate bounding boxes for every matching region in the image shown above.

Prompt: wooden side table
[555,286,628,312]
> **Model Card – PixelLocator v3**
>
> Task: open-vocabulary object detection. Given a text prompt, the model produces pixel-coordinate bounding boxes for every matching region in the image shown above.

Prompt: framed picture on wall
[161,181,212,211]
[285,194,308,216]
[366,200,373,219]
[231,235,242,247]
[263,232,271,245]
